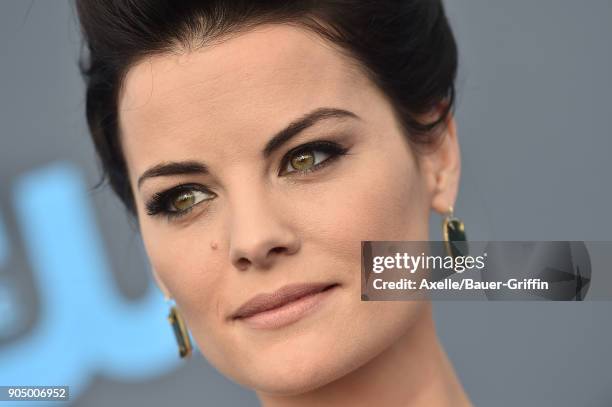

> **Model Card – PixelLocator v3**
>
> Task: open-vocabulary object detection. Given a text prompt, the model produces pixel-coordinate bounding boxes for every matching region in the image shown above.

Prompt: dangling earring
[442,205,468,258]
[166,298,192,359]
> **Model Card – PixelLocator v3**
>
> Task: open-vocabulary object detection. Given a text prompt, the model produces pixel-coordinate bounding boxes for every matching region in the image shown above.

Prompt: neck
[256,304,472,407]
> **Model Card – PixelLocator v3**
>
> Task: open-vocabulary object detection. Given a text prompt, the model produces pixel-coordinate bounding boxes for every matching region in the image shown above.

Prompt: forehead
[119,23,374,181]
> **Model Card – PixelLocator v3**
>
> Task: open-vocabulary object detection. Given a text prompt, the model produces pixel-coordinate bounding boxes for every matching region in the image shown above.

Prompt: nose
[228,185,300,271]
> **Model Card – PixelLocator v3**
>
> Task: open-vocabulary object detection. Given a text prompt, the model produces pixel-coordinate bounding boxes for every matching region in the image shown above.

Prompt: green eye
[170,190,210,212]
[283,148,332,174]
[146,183,216,220]
[290,151,316,170]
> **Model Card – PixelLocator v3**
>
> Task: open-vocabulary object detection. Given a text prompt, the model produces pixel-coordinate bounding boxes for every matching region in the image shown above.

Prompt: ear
[419,113,461,215]
[151,266,172,300]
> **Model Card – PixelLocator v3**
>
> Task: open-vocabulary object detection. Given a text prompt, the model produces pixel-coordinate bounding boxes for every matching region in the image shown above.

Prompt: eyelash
[145,183,212,221]
[145,139,349,221]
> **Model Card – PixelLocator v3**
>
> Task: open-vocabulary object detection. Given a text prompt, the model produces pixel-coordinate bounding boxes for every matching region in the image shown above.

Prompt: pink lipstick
[231,282,339,329]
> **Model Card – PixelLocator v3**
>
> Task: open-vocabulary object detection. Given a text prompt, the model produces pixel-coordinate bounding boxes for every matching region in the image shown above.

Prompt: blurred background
[1,0,611,406]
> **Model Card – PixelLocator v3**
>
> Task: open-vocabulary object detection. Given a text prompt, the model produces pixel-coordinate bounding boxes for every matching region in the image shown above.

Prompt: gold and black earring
[442,205,468,258]
[166,299,192,359]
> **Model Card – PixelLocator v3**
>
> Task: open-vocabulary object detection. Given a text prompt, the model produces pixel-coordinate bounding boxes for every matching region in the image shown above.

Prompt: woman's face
[119,24,458,394]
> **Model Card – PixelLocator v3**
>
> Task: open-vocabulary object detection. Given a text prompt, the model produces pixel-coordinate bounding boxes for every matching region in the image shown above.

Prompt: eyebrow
[137,107,359,190]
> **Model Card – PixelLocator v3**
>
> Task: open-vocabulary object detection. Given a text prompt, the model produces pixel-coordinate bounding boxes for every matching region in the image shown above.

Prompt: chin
[239,345,357,396]
[215,327,345,393]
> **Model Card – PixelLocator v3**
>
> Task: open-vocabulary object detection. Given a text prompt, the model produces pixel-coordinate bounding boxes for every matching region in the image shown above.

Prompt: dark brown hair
[75,0,458,216]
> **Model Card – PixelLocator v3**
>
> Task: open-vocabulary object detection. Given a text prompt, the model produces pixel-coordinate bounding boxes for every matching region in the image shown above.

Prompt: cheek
[140,220,225,326]
[308,151,429,264]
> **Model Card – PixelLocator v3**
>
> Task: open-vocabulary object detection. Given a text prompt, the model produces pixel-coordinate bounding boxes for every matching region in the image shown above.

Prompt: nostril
[236,257,250,270]
[270,247,286,255]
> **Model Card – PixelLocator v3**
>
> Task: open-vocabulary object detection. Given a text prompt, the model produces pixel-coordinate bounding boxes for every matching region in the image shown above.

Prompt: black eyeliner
[279,139,349,176]
[145,183,212,217]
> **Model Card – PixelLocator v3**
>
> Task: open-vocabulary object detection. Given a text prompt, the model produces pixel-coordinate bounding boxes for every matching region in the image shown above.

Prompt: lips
[231,282,339,320]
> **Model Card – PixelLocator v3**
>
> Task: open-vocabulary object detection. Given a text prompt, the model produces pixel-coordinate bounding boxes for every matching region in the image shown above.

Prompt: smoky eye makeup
[278,139,350,176]
[145,183,216,220]
[144,138,351,221]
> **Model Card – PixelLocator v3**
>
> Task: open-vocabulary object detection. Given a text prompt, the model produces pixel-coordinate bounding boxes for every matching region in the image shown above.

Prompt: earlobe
[151,266,172,299]
[425,115,461,215]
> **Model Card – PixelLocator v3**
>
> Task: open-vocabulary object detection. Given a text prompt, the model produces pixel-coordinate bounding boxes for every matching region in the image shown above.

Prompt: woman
[75,1,472,405]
